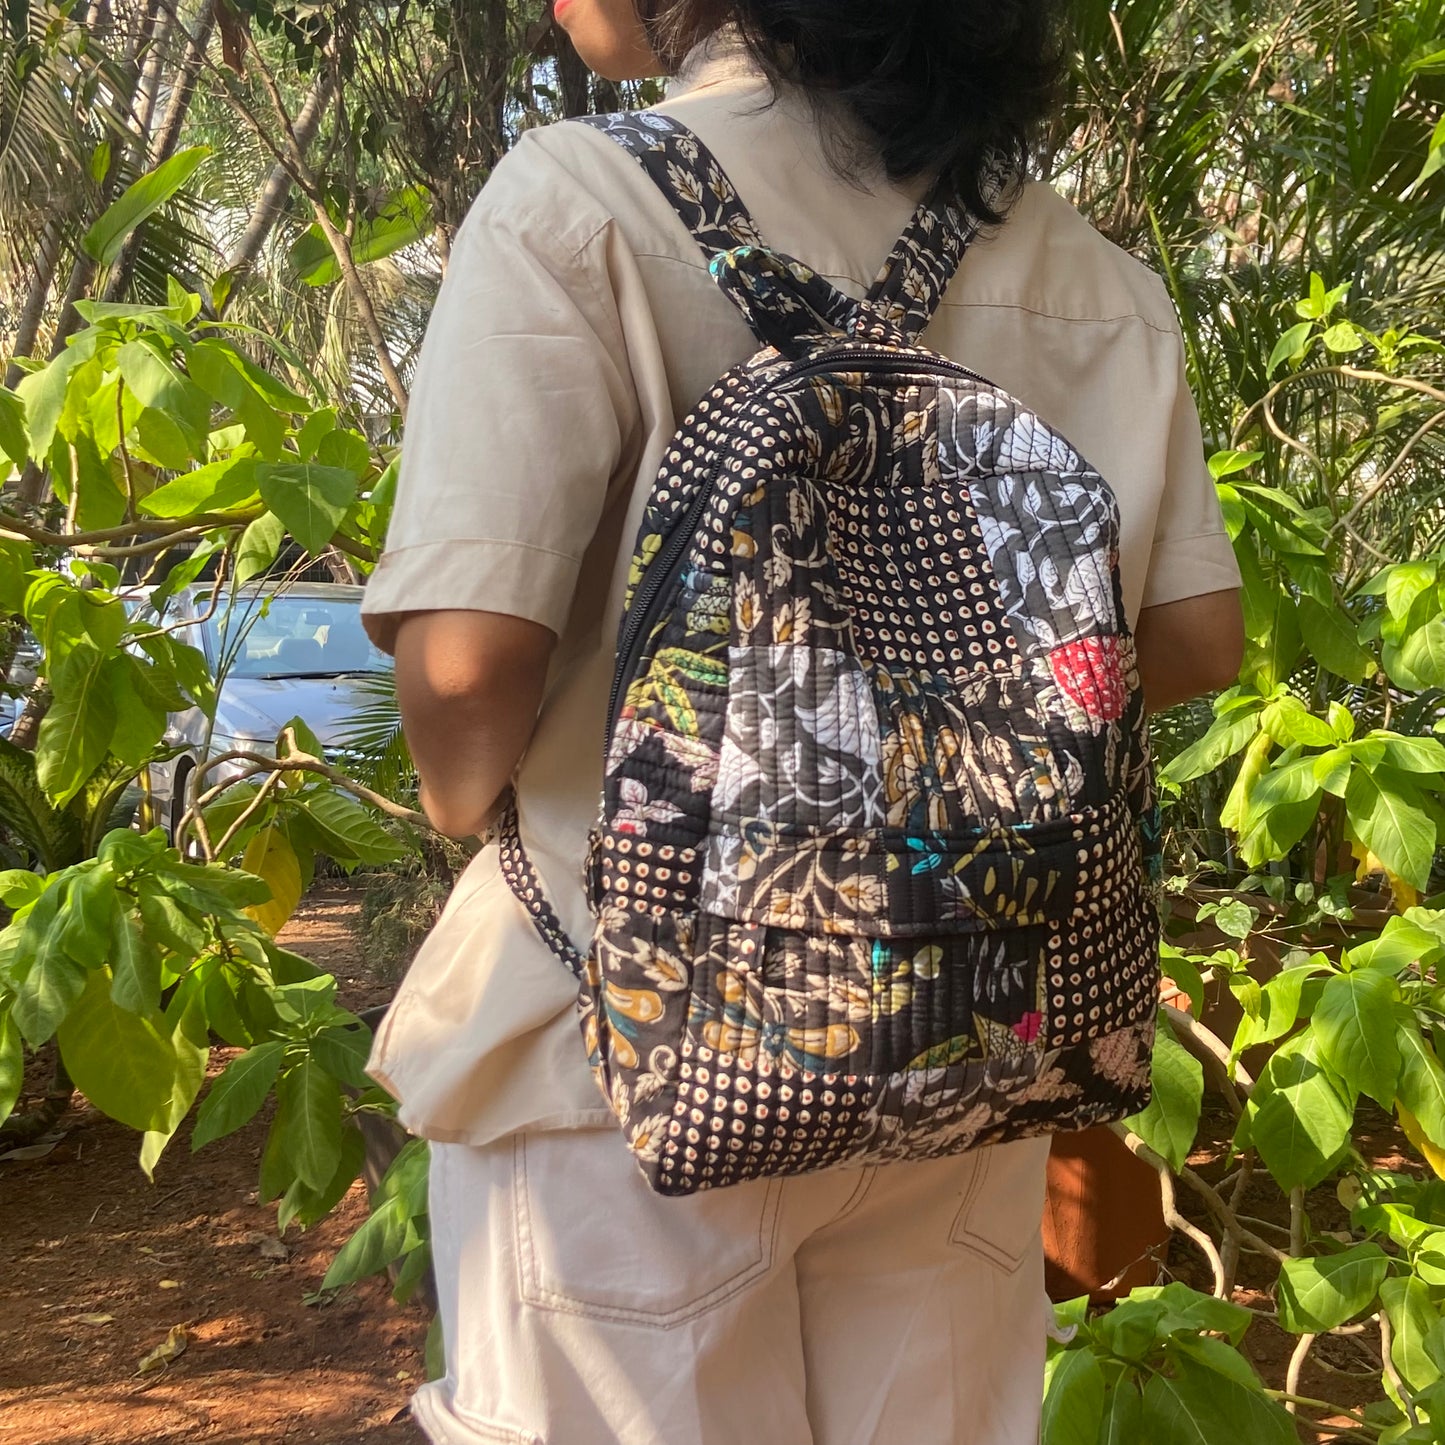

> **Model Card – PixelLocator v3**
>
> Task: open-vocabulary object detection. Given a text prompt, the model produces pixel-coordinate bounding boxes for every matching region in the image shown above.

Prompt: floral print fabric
[503,113,1161,1196]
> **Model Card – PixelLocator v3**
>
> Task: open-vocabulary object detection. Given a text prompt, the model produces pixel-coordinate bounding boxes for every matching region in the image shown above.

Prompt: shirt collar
[667,25,763,98]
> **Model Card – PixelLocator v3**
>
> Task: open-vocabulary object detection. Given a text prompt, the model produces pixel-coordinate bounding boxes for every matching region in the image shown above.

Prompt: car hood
[212,674,382,748]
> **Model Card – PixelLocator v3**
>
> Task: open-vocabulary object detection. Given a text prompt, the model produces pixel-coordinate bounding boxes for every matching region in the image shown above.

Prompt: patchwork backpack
[501,112,1161,1196]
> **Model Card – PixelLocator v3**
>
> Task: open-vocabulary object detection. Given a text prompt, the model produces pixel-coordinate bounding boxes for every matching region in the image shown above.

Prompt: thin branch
[1286,1332,1316,1413]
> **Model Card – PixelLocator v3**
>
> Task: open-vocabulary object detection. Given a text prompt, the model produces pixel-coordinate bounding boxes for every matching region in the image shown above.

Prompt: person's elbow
[1135,589,1246,713]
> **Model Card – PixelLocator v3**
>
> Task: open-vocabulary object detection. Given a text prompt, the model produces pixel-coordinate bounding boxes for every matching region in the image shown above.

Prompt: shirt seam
[623,248,1179,334]
[375,536,582,566]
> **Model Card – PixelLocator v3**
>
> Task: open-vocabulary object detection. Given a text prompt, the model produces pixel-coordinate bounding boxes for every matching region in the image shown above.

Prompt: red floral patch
[1049,636,1128,721]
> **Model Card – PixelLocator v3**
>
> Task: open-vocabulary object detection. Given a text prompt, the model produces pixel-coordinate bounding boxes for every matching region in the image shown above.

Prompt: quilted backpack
[501,112,1161,1196]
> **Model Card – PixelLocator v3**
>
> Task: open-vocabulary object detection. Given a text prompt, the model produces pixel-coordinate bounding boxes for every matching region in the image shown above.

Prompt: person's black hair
[652,0,1066,224]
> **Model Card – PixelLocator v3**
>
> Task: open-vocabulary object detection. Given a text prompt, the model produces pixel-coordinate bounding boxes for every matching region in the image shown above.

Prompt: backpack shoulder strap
[579,111,862,358]
[577,111,768,261]
[855,182,994,344]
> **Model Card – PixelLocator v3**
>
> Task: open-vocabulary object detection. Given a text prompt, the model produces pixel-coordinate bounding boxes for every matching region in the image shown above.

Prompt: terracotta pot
[1043,1126,1170,1302]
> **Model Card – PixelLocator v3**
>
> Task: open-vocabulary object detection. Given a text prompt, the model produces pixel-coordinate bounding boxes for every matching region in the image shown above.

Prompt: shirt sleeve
[1139,329,1242,611]
[361,179,639,654]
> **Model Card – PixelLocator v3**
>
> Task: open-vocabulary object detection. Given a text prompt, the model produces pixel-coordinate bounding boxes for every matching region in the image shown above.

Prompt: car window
[204,595,387,679]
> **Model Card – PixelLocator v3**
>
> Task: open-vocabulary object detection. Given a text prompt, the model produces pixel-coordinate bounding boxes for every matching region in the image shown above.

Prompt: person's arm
[395,610,555,838]
[1134,587,1245,714]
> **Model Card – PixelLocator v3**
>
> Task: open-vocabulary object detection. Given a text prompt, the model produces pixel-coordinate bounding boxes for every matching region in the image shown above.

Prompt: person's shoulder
[961,181,1179,336]
[456,119,646,259]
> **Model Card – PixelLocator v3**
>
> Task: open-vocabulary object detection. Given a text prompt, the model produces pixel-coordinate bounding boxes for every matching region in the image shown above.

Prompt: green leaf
[1096,1382,1143,1445]
[1162,707,1262,785]
[139,456,259,519]
[134,406,194,470]
[241,826,303,936]
[1243,1031,1355,1191]
[291,184,432,286]
[1380,735,1445,776]
[234,510,285,585]
[1208,449,1265,481]
[56,967,179,1131]
[1042,1349,1106,1445]
[1322,320,1363,354]
[1314,969,1402,1106]
[1346,768,1436,893]
[321,1190,412,1289]
[256,463,360,555]
[14,349,78,460]
[1267,321,1314,376]
[191,1039,285,1150]
[1298,597,1374,684]
[1125,1014,1204,1173]
[0,385,28,468]
[109,910,161,1016]
[11,914,86,1045]
[1387,563,1439,623]
[277,1121,366,1231]
[277,1054,342,1192]
[1397,1025,1445,1146]
[1380,1276,1444,1394]
[311,1024,372,1090]
[299,789,404,866]
[116,338,210,451]
[1276,1245,1390,1333]
[1397,618,1445,691]
[1260,696,1337,749]
[56,862,117,968]
[0,1009,23,1122]
[1127,1282,1253,1345]
[1140,1352,1295,1445]
[82,146,211,267]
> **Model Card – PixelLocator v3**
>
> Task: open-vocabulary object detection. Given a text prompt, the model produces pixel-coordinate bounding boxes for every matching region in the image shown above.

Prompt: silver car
[143,582,390,837]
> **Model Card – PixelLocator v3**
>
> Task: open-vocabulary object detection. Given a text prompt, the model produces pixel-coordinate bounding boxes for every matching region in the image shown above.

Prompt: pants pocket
[948,1136,1050,1274]
[513,1129,784,1328]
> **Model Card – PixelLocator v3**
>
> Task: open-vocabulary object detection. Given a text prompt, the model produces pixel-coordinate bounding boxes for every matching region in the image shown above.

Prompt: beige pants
[413,1127,1051,1445]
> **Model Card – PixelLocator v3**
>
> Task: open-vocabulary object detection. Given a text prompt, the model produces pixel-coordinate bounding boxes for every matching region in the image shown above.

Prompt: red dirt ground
[0,888,428,1445]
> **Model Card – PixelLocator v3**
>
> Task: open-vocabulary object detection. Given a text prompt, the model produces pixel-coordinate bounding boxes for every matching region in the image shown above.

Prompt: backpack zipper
[604,348,990,753]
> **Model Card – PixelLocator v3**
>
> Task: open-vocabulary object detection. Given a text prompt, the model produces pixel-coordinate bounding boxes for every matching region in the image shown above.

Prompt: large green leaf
[1346,767,1436,893]
[1161,706,1262,785]
[1276,1245,1391,1333]
[1397,618,1445,690]
[1140,1350,1295,1445]
[1125,1014,1204,1173]
[139,456,259,519]
[297,788,404,867]
[10,907,86,1045]
[191,1039,285,1150]
[1242,1030,1355,1192]
[0,385,28,468]
[321,1188,412,1289]
[14,349,78,459]
[115,338,211,452]
[277,1054,343,1192]
[256,463,359,555]
[1313,969,1403,1106]
[1041,1349,1106,1445]
[55,967,179,1131]
[290,184,432,286]
[1380,1276,1445,1395]
[55,861,117,969]
[0,1009,23,1123]
[34,643,113,809]
[109,910,161,1017]
[1096,1381,1144,1445]
[82,146,212,267]
[1397,1024,1445,1145]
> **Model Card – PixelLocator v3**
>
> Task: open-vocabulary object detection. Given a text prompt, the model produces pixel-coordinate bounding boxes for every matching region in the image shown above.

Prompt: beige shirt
[360,39,1240,1146]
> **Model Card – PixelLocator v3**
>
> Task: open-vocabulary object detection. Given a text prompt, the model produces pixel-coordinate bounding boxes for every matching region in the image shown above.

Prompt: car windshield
[200,595,387,680]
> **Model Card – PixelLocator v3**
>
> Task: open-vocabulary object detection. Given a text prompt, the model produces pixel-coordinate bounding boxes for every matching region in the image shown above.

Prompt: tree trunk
[105,0,220,302]
[220,69,332,295]
[3,220,64,385]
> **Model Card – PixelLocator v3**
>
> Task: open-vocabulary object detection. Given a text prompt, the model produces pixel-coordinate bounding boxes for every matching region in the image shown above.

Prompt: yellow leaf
[136,1324,189,1374]
[242,827,302,936]
[1397,1103,1445,1181]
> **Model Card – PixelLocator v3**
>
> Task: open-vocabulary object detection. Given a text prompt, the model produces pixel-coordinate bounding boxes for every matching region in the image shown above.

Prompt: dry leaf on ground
[136,1324,189,1375]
